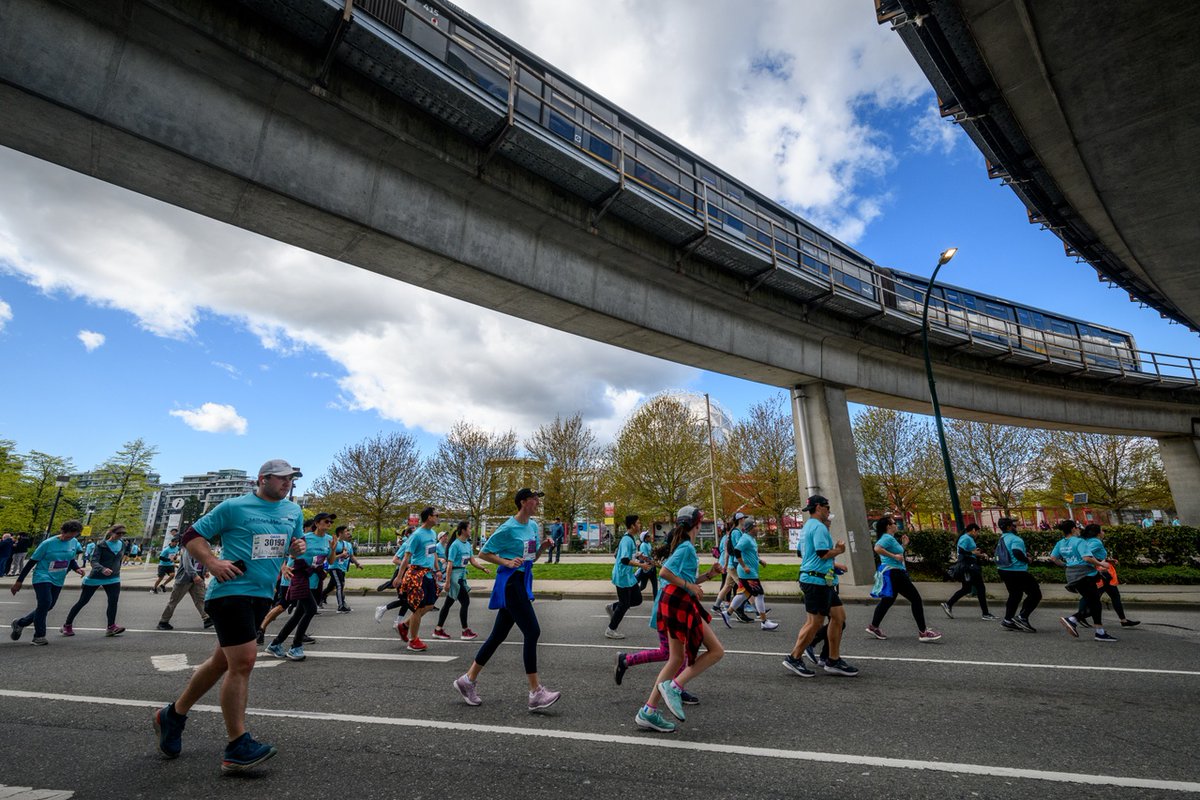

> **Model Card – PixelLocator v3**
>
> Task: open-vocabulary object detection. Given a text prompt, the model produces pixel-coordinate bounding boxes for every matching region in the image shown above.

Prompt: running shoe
[1014,616,1037,633]
[1076,617,1093,629]
[31,637,47,646]
[782,655,814,677]
[760,619,779,631]
[265,642,287,659]
[106,625,125,637]
[528,685,561,711]
[1000,619,1021,631]
[407,637,428,652]
[453,674,481,706]
[203,618,215,629]
[680,690,700,705]
[374,605,388,624]
[336,607,351,614]
[60,624,75,637]
[10,620,24,641]
[285,646,306,661]
[396,620,409,642]
[156,622,173,631]
[1120,619,1141,627]
[734,609,755,624]
[917,629,942,642]
[221,732,277,773]
[460,628,478,640]
[980,613,998,621]
[710,603,723,613]
[432,627,451,640]
[255,628,265,645]
[614,652,628,686]
[154,704,186,759]
[940,602,954,619]
[605,603,616,619]
[1094,631,1119,642]
[302,635,316,644]
[1059,617,1079,638]
[657,680,685,721]
[635,706,676,732]
[824,658,860,677]
[604,628,626,639]
[802,645,818,666]
[717,605,732,628]
[864,624,886,640]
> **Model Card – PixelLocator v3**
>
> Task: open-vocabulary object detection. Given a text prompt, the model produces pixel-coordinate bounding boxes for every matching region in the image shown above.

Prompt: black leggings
[273,592,317,648]
[1072,578,1104,625]
[65,583,121,627]
[1077,583,1125,621]
[474,573,540,674]
[322,569,346,609]
[609,584,642,629]
[870,570,927,631]
[999,570,1041,620]
[437,584,471,629]
[637,567,657,598]
[946,567,990,615]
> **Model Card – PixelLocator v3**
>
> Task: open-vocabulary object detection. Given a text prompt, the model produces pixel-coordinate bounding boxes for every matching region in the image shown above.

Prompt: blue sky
[1,1,1195,487]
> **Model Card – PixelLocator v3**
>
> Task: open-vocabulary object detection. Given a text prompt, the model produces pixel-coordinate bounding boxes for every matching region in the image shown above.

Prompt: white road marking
[151,653,281,671]
[589,614,650,619]
[0,783,74,799]
[304,651,455,663]
[1,689,1197,793]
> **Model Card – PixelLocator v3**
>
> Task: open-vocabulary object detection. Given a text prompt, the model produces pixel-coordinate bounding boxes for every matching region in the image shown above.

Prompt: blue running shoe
[265,642,286,659]
[153,704,186,759]
[657,680,685,721]
[285,646,306,661]
[221,732,277,773]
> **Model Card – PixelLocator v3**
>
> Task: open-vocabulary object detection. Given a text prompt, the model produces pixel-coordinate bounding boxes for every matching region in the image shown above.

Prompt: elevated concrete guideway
[3,0,1200,572]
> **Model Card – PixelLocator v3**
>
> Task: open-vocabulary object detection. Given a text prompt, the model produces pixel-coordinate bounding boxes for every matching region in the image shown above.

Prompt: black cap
[803,495,830,513]
[514,488,544,508]
[312,512,337,523]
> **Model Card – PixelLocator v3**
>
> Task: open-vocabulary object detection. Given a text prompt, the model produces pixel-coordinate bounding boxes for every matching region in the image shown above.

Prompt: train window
[584,97,616,126]
[446,42,508,101]
[981,299,1014,320]
[1047,317,1076,336]
[549,90,576,115]
[450,25,508,73]
[585,115,615,163]
[631,145,682,200]
[401,2,449,60]
[547,109,578,145]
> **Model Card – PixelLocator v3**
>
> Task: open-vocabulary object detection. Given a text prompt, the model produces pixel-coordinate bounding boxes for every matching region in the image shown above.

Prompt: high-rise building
[145,469,256,541]
[71,469,161,535]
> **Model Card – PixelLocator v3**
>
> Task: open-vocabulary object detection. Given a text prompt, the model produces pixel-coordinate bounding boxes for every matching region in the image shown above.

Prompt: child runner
[453,488,560,711]
[152,535,181,594]
[725,518,778,631]
[941,522,995,620]
[433,521,490,640]
[864,516,941,642]
[10,520,86,646]
[62,524,128,637]
[606,515,650,639]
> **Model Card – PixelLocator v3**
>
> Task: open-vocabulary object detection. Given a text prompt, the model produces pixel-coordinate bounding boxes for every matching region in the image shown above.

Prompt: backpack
[995,535,1014,568]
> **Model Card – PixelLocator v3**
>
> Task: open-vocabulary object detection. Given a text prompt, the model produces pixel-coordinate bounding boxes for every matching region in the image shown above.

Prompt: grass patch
[354,562,803,581]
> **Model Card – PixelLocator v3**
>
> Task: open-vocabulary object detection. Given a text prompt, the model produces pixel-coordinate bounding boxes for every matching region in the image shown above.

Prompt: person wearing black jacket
[940,523,995,620]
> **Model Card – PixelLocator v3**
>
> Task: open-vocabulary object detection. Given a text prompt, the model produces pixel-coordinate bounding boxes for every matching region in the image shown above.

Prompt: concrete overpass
[3,0,1199,580]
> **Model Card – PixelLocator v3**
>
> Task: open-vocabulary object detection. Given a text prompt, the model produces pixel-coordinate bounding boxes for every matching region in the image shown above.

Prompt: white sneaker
[760,619,779,631]
[373,605,387,624]
[604,628,626,639]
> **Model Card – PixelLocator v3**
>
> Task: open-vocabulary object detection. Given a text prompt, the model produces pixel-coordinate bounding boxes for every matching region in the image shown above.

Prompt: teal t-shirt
[329,540,354,571]
[717,533,731,569]
[158,545,179,565]
[84,542,96,562]
[649,539,699,629]
[287,532,332,589]
[736,534,760,579]
[30,536,83,587]
[404,527,438,569]
[612,534,639,588]
[876,533,905,570]
[998,531,1028,572]
[194,492,305,601]
[481,517,539,562]
[130,543,141,556]
[448,538,472,580]
[799,518,835,586]
[1077,537,1107,576]
[956,533,977,553]
[1053,536,1081,564]
[82,540,125,586]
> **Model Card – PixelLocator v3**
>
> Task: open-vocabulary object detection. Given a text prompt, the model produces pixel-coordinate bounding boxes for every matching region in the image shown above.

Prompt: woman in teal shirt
[10,520,86,645]
[1058,524,1119,642]
[996,517,1041,632]
[62,524,128,637]
[866,517,941,642]
[434,521,491,640]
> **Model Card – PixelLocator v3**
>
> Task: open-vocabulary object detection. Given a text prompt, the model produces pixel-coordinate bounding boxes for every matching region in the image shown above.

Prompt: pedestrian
[726,518,779,631]
[632,505,724,733]
[61,523,128,637]
[546,518,565,563]
[321,525,362,613]
[152,459,306,772]
[157,544,214,630]
[941,522,995,620]
[783,495,859,678]
[605,515,649,639]
[265,513,334,661]
[0,533,14,578]
[452,488,560,711]
[152,532,181,594]
[995,517,1041,632]
[433,521,489,640]
[8,532,32,576]
[1058,524,1121,642]
[864,516,941,642]
[9,520,86,645]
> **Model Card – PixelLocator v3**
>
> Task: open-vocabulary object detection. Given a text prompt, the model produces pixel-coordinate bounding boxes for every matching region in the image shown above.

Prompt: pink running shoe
[105,625,126,637]
[60,624,75,637]
[918,629,943,642]
[528,685,561,711]
[865,625,887,640]
[432,627,451,640]
[454,674,481,706]
[460,628,478,640]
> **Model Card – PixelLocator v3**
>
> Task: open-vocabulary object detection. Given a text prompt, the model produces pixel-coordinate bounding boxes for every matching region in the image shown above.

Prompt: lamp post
[920,247,964,534]
[44,474,70,536]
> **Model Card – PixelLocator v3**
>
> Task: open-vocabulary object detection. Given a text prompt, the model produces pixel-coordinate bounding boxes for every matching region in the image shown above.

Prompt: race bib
[523,539,537,561]
[425,543,438,556]
[313,554,327,567]
[252,533,289,560]
[50,559,70,573]
[459,555,470,567]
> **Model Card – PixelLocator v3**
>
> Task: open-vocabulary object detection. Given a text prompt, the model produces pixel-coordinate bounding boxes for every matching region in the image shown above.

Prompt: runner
[265,512,334,661]
[391,506,441,652]
[452,488,560,711]
[433,521,490,640]
[635,530,658,599]
[158,545,214,630]
[62,523,128,637]
[783,495,859,679]
[310,513,336,609]
[127,539,141,566]
[864,516,941,642]
[714,514,749,623]
[321,525,362,613]
[633,505,724,733]
[258,519,316,643]
[153,458,305,773]
[83,539,97,570]
[152,533,181,594]
[9,520,86,646]
[995,517,1041,632]
[940,522,995,620]
[1058,524,1120,642]
[606,515,650,639]
[725,518,779,631]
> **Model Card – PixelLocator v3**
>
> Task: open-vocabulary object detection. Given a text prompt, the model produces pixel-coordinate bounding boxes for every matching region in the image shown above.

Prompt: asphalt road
[1,589,1198,799]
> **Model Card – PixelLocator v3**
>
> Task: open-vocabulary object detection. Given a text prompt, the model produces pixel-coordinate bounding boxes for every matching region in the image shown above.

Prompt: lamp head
[937,247,958,266]
[54,475,70,488]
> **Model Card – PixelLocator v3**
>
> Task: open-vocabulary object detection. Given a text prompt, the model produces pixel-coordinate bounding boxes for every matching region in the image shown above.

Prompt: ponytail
[654,522,691,561]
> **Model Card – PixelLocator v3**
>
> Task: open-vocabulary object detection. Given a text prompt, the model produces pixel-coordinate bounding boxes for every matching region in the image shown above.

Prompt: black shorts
[271,583,289,608]
[739,578,764,597]
[801,583,843,616]
[157,565,176,578]
[419,574,438,608]
[205,596,273,647]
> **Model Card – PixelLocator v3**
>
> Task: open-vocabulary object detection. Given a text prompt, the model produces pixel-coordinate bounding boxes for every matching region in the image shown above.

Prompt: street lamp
[44,474,70,536]
[920,247,964,533]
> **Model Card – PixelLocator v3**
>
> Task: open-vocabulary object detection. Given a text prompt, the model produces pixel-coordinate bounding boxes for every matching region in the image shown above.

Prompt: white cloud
[909,102,962,156]
[0,297,10,332]
[77,329,105,351]
[211,361,240,376]
[169,402,248,435]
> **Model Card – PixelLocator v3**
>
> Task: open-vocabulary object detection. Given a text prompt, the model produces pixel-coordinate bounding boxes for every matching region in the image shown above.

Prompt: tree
[852,407,941,523]
[309,431,427,545]
[19,450,77,534]
[93,438,159,535]
[604,394,709,523]
[0,439,24,532]
[721,395,800,547]
[945,420,1040,514]
[525,414,601,532]
[428,421,518,537]
[1037,431,1171,515]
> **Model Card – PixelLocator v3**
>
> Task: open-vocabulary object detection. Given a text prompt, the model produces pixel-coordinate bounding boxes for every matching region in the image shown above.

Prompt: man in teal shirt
[606,515,649,639]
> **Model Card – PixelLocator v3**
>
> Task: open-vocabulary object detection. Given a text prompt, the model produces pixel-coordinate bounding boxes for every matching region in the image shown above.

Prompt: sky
[1,0,1196,487]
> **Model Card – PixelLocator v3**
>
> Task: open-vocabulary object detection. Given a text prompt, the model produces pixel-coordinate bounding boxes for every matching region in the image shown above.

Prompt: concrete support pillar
[1156,436,1200,525]
[791,383,873,585]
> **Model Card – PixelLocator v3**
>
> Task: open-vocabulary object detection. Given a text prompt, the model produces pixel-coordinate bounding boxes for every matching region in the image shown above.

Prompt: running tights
[65,583,120,627]
[273,592,317,648]
[1072,578,1103,626]
[729,593,766,617]
[1077,583,1125,622]
[624,630,687,675]
[474,574,539,674]
[322,569,346,609]
[437,588,470,629]
[637,568,657,598]
[999,570,1042,620]
[870,570,927,631]
[946,567,990,615]
[609,584,641,629]
[16,583,62,638]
